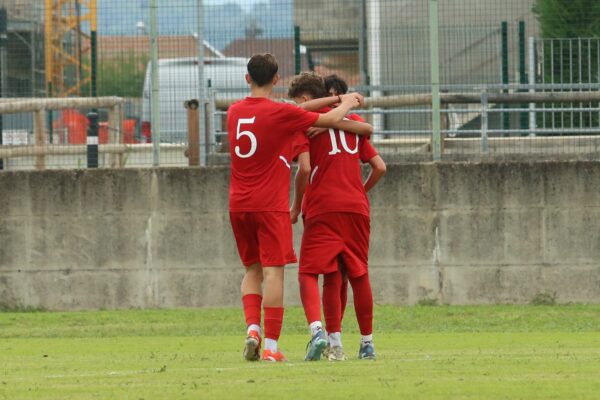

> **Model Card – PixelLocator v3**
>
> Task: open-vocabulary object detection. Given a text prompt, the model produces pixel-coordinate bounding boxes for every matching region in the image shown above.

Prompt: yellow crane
[44,0,97,97]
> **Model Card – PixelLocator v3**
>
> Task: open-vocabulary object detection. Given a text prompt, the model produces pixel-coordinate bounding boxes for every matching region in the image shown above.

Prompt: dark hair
[287,72,328,99]
[324,74,348,95]
[247,53,279,86]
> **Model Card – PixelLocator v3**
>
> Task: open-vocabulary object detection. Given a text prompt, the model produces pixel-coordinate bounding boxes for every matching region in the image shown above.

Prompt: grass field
[1,305,600,399]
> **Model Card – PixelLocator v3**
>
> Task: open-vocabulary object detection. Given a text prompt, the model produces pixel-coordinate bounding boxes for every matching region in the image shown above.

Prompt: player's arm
[306,119,372,138]
[297,96,345,111]
[291,151,310,224]
[311,94,362,128]
[331,119,373,136]
[364,155,386,193]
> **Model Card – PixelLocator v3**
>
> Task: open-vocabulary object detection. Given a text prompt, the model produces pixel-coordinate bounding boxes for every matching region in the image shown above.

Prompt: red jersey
[227,97,319,212]
[291,131,310,162]
[302,112,378,219]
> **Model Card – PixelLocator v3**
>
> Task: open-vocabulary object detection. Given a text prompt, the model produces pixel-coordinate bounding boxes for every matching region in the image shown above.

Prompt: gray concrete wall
[1,162,599,310]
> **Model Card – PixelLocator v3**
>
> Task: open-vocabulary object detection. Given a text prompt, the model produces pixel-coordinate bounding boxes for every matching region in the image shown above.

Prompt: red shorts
[299,212,370,277]
[229,211,296,267]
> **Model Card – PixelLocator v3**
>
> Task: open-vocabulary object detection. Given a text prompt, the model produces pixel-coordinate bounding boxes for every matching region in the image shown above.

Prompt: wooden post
[440,90,449,154]
[185,99,200,166]
[204,99,212,164]
[107,105,119,168]
[34,109,46,170]
[0,96,123,114]
[118,104,125,167]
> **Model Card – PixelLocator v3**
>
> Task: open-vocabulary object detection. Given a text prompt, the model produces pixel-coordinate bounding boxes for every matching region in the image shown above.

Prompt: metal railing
[2,86,599,170]
[204,85,600,162]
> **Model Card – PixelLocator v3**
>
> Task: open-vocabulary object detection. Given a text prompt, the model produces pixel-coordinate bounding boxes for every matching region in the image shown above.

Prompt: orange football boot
[243,330,261,361]
[261,349,287,362]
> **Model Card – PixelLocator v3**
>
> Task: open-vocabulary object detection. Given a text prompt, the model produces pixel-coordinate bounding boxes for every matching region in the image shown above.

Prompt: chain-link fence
[0,0,599,170]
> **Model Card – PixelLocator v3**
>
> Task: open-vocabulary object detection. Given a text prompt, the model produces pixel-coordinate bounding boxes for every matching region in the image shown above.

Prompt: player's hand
[341,93,364,108]
[306,127,326,139]
[351,92,365,107]
[290,207,301,224]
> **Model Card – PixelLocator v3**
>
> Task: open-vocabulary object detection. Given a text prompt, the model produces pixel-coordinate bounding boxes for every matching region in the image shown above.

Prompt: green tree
[533,0,600,131]
[97,54,149,98]
[534,0,600,38]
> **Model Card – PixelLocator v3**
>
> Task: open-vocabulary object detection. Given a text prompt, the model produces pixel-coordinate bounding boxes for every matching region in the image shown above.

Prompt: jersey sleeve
[347,113,365,122]
[277,103,320,134]
[359,137,378,163]
[291,131,310,161]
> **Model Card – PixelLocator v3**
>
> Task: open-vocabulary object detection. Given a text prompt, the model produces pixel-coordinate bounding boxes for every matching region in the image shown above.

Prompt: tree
[533,0,600,38]
[533,0,600,130]
[97,54,149,98]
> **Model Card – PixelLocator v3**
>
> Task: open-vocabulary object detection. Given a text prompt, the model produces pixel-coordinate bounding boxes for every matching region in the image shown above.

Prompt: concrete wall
[1,162,600,310]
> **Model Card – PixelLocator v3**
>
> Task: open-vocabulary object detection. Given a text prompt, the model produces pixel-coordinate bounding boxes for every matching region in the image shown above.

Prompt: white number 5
[235,117,257,158]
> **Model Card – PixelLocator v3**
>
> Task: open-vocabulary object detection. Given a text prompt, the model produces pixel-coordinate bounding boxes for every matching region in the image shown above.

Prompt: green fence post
[518,21,528,134]
[430,0,441,161]
[91,31,97,98]
[501,21,509,135]
[294,25,301,75]
[0,7,6,169]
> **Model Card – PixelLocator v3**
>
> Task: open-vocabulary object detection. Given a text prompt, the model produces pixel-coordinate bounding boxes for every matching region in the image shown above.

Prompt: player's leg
[298,272,327,361]
[298,215,342,361]
[322,269,345,361]
[230,212,264,361]
[299,272,321,328]
[340,213,375,359]
[256,212,296,362]
[348,273,375,359]
[338,257,349,322]
[261,265,287,361]
[241,263,263,361]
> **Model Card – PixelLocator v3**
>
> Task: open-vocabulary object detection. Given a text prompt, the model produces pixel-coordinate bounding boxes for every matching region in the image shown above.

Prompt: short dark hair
[247,54,279,87]
[324,74,348,95]
[287,72,328,99]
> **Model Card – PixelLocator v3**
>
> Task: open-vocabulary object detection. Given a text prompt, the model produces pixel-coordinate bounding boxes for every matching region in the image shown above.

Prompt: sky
[203,0,265,12]
[97,0,293,50]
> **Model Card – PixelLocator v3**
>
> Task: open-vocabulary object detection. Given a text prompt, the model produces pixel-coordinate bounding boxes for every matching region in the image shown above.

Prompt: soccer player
[322,73,383,356]
[322,74,352,326]
[228,54,372,362]
[324,74,349,98]
[288,72,386,361]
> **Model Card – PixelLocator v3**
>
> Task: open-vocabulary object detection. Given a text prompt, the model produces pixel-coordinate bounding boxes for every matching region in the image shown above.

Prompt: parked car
[140,57,248,143]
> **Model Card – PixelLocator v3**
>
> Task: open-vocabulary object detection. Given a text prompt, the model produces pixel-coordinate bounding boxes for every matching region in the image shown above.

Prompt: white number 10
[328,128,358,155]
[235,117,257,158]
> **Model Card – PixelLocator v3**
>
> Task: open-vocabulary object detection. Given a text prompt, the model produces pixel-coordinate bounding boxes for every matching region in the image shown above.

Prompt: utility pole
[429,0,441,161]
[367,0,383,140]
[150,0,160,166]
[0,8,7,170]
[197,0,206,166]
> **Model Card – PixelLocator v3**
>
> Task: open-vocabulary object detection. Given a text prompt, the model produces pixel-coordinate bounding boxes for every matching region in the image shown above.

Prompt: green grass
[1,305,600,399]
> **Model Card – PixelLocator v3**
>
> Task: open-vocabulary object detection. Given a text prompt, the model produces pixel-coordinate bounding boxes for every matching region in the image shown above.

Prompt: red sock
[242,294,262,327]
[299,273,321,324]
[349,274,373,335]
[323,270,343,333]
[263,307,284,341]
[340,270,349,322]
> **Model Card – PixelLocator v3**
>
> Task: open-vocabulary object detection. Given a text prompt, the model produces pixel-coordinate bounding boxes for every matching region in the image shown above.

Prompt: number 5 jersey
[227,97,319,212]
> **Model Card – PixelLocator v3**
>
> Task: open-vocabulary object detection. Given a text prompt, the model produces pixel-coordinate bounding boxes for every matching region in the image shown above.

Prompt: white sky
[203,0,263,12]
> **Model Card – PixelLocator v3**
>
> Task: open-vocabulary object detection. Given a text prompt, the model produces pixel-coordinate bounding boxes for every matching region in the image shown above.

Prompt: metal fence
[0,0,599,170]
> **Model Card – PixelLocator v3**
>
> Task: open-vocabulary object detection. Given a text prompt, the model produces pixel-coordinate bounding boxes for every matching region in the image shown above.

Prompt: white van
[140,57,248,143]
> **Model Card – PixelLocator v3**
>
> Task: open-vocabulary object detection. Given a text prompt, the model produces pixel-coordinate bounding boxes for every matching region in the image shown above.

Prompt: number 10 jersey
[301,111,378,220]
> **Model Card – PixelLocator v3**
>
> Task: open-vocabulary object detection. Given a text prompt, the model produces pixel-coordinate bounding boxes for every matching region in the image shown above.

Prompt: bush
[533,0,600,131]
[97,54,149,98]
